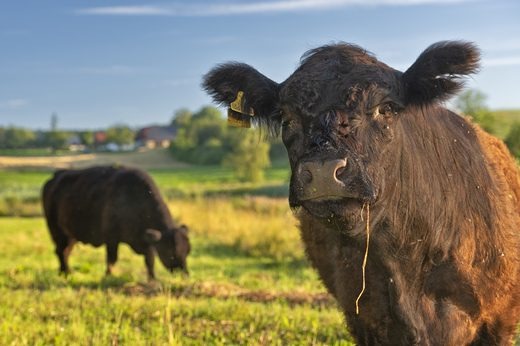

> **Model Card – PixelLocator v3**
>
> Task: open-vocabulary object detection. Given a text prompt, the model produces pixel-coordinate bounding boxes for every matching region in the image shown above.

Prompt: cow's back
[99,168,174,251]
[473,124,520,331]
[475,124,520,205]
[43,166,173,250]
[43,166,118,246]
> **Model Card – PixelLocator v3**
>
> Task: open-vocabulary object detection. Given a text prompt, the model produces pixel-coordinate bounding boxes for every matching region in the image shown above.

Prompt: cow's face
[204,41,479,223]
[279,80,399,220]
[147,225,190,274]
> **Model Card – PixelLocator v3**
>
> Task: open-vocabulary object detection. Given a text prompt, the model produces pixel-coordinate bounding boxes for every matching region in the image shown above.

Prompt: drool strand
[355,203,370,315]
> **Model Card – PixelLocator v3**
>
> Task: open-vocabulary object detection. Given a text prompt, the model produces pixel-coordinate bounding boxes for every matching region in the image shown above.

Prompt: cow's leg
[105,242,119,276]
[55,234,75,275]
[144,247,155,281]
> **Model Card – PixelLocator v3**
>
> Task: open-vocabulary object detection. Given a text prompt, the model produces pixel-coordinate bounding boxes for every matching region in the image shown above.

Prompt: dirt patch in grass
[120,281,334,308]
[0,149,187,170]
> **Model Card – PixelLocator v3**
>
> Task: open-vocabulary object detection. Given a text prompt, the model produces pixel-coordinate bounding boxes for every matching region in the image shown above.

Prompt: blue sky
[1,0,519,129]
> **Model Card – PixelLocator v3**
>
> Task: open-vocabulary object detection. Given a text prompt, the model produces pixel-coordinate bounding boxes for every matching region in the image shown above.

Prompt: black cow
[42,166,190,280]
[203,41,520,344]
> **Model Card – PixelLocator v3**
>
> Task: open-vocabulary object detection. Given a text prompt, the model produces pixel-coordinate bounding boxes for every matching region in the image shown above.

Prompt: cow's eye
[374,102,399,118]
[380,104,393,116]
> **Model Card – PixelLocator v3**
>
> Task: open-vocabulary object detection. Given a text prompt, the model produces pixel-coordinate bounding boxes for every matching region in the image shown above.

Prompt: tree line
[1,90,517,182]
[0,125,135,151]
[455,90,520,159]
[170,106,286,182]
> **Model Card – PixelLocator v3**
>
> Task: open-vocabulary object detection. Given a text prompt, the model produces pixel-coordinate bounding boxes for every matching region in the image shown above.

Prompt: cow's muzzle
[292,158,377,204]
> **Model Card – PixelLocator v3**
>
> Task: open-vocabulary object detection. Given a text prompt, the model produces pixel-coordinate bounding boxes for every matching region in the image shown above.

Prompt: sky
[1,0,519,130]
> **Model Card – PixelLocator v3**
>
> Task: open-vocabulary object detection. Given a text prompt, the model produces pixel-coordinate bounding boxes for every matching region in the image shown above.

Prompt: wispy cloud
[77,0,473,17]
[0,99,29,109]
[77,6,170,16]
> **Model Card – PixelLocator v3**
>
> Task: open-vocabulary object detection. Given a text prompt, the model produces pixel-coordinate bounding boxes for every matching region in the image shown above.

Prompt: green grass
[0,170,51,216]
[0,148,73,156]
[2,159,517,343]
[0,165,353,344]
[489,109,520,139]
[0,164,350,344]
[0,211,353,345]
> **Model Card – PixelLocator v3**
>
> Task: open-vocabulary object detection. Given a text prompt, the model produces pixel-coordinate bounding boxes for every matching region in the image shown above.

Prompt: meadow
[0,164,354,345]
[2,153,519,345]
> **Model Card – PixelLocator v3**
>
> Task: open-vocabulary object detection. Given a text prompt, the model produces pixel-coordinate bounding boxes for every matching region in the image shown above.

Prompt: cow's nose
[296,159,348,200]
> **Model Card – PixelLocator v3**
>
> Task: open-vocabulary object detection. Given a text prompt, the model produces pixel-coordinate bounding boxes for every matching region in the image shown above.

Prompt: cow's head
[203,41,479,224]
[145,224,191,274]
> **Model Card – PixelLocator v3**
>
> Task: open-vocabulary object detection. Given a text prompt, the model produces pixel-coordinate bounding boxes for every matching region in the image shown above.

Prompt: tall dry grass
[168,196,303,260]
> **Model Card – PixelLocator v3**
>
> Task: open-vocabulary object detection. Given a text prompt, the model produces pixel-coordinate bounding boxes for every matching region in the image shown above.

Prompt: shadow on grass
[195,241,308,269]
[3,267,335,308]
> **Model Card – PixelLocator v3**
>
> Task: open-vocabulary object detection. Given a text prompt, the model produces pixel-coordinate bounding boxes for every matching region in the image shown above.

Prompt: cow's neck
[375,107,499,265]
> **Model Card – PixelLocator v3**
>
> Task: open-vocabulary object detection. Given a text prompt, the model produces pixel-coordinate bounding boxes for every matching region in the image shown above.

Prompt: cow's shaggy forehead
[280,44,401,115]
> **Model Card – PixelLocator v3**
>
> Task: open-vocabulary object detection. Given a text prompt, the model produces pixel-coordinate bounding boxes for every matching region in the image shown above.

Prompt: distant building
[135,126,176,149]
[66,134,86,152]
[94,131,107,147]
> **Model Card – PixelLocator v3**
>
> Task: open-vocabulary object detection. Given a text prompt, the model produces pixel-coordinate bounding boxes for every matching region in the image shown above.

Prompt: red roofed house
[135,126,176,149]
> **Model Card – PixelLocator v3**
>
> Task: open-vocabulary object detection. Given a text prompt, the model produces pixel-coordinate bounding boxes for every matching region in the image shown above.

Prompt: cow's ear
[402,41,480,106]
[144,229,162,244]
[178,224,189,235]
[202,62,281,132]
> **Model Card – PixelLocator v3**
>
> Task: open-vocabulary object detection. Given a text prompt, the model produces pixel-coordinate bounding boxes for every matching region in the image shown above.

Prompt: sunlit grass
[0,198,353,344]
[169,197,302,261]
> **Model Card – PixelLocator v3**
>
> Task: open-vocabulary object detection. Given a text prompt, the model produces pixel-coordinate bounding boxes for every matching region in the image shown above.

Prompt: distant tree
[191,106,226,145]
[78,131,94,147]
[50,112,58,131]
[505,122,520,159]
[46,112,68,153]
[171,106,228,164]
[192,106,222,121]
[46,131,70,152]
[171,108,192,128]
[106,125,134,146]
[0,127,36,148]
[170,105,273,173]
[223,128,271,183]
[455,89,495,133]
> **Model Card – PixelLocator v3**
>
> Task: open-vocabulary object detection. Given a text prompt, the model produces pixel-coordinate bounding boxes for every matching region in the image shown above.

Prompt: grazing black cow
[203,41,520,345]
[42,166,190,280]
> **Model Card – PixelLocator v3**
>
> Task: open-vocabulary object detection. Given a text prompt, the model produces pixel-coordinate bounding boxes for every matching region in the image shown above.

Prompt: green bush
[455,89,496,134]
[223,129,271,183]
[170,106,229,165]
[505,122,520,159]
[170,106,274,182]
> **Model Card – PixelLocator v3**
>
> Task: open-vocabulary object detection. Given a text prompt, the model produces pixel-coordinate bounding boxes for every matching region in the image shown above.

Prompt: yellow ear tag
[228,91,254,128]
[230,91,254,115]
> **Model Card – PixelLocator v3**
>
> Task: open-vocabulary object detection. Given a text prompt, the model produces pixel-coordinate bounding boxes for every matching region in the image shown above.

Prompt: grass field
[0,202,353,345]
[0,148,71,156]
[1,150,518,344]
[0,154,355,345]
